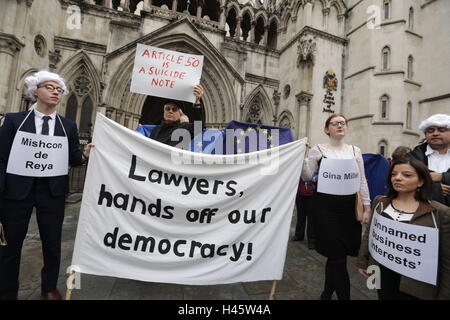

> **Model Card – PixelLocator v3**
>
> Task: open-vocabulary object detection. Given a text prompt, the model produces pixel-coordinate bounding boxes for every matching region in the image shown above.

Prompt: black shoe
[320,291,333,300]
[292,235,304,241]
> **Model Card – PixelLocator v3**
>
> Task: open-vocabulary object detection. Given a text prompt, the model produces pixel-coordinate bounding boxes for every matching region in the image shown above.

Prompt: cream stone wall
[0,0,447,156]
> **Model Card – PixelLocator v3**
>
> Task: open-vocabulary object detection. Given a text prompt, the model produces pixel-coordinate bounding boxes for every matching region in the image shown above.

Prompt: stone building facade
[0,0,448,155]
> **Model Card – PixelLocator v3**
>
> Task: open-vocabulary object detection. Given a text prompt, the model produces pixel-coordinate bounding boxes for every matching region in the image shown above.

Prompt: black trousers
[377,264,420,300]
[294,195,315,241]
[0,178,65,299]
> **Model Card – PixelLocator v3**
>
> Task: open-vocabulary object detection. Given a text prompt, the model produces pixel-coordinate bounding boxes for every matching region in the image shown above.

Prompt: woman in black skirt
[302,114,372,300]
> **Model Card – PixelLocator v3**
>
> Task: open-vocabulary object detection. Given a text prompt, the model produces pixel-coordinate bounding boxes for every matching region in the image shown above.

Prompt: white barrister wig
[24,70,68,101]
[418,114,450,132]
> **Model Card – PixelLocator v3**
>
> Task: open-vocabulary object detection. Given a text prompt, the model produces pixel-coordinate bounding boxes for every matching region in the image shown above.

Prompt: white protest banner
[130,44,204,103]
[317,158,360,195]
[368,212,439,285]
[6,131,69,177]
[71,113,306,285]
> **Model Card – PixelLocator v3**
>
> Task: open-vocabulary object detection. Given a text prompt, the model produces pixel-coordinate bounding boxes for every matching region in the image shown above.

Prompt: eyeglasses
[38,84,65,94]
[329,121,347,127]
[425,127,448,134]
[164,106,179,112]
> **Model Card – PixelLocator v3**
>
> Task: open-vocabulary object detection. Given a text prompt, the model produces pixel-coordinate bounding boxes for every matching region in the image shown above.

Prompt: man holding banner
[150,85,204,147]
[0,71,93,300]
[357,157,450,300]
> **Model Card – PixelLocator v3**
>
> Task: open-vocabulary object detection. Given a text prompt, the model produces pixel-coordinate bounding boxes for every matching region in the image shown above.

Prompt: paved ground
[16,196,378,300]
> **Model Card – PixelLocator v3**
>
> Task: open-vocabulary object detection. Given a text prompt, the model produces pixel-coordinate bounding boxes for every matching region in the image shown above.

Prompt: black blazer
[0,110,84,200]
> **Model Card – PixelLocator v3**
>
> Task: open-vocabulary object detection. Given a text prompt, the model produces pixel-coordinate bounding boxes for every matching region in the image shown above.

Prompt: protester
[0,70,93,300]
[391,146,411,163]
[357,157,450,300]
[301,114,371,300]
[292,178,316,250]
[408,114,450,206]
[150,84,204,147]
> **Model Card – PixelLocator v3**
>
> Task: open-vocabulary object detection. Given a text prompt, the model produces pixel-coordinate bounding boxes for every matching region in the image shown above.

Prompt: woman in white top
[301,114,371,300]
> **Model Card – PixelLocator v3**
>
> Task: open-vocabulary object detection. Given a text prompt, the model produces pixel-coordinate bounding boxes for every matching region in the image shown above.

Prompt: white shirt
[383,204,414,222]
[301,143,371,205]
[425,144,450,173]
[33,107,57,136]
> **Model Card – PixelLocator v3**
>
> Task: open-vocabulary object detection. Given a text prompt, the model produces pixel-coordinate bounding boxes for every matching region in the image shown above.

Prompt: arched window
[406,102,412,129]
[378,140,388,157]
[407,55,414,79]
[66,94,78,122]
[380,95,389,119]
[203,0,220,22]
[383,0,391,20]
[267,20,278,49]
[80,96,93,134]
[408,7,414,30]
[254,17,265,45]
[226,8,238,37]
[382,46,391,70]
[241,12,252,41]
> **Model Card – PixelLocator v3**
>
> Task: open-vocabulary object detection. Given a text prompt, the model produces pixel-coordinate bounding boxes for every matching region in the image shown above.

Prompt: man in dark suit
[0,71,93,300]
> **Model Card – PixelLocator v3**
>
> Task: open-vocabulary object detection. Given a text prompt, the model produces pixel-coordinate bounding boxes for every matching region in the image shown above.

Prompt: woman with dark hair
[357,157,450,300]
[391,146,411,163]
[302,114,372,300]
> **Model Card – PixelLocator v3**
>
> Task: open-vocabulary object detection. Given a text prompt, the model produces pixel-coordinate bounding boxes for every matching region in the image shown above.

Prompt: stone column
[0,33,24,113]
[303,0,313,27]
[104,0,112,8]
[219,5,226,28]
[115,110,123,124]
[263,25,269,46]
[196,0,204,18]
[234,17,242,40]
[124,114,131,128]
[172,0,178,12]
[296,91,313,139]
[123,0,130,12]
[322,8,330,31]
[249,21,255,42]
[106,107,114,119]
[338,14,345,36]
[143,0,152,11]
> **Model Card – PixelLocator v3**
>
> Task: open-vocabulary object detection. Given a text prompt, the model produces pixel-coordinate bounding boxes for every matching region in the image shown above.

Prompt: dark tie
[42,116,51,135]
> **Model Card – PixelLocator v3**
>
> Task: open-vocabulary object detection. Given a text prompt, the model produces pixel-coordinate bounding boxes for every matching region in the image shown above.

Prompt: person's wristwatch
[193,103,201,108]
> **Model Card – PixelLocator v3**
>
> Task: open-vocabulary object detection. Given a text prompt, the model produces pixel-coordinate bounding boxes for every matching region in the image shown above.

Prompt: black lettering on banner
[174,240,186,257]
[134,236,156,252]
[128,155,146,181]
[118,233,132,250]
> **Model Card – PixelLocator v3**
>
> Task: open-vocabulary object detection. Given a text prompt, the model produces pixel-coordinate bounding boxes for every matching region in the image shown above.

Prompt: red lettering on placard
[150,78,176,88]
[138,67,146,74]
[141,49,150,58]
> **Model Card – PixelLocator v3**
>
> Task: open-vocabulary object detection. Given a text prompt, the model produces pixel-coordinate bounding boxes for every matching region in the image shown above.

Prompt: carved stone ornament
[297,34,317,68]
[34,35,46,57]
[279,115,292,129]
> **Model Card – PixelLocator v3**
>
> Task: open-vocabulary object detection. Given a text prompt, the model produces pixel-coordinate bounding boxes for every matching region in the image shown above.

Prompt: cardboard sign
[6,131,69,177]
[130,44,204,103]
[369,212,439,285]
[317,158,360,195]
